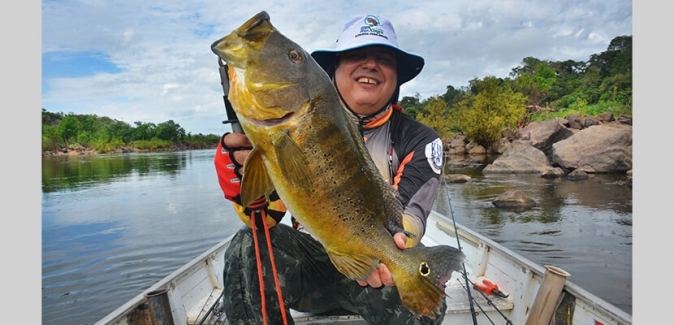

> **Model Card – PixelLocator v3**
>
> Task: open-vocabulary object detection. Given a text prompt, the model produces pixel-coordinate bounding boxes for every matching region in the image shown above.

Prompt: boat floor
[189,276,514,324]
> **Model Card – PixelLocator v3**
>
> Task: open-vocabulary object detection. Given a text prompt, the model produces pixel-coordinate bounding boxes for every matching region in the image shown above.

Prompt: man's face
[334,45,398,115]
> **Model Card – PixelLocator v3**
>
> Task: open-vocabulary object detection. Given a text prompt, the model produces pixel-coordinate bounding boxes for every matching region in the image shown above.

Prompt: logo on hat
[357,15,387,40]
[364,15,380,26]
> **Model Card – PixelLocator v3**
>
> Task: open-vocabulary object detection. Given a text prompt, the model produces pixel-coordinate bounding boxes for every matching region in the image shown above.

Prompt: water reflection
[41,152,191,193]
[41,149,240,325]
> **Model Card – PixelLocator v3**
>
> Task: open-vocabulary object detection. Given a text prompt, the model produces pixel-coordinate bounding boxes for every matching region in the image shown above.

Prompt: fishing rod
[217,58,244,134]
[440,174,479,325]
[440,169,513,325]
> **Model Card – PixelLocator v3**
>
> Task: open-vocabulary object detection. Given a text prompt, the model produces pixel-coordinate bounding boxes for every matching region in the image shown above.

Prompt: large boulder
[483,140,551,174]
[492,190,537,211]
[517,118,575,159]
[552,123,632,173]
[447,135,468,155]
[490,137,511,154]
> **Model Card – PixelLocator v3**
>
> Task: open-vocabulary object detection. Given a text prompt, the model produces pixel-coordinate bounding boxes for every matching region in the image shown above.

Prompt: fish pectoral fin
[272,131,312,191]
[326,250,380,280]
[240,147,275,207]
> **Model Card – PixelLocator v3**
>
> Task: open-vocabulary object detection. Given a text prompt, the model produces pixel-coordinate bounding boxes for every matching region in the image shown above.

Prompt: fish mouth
[248,111,294,126]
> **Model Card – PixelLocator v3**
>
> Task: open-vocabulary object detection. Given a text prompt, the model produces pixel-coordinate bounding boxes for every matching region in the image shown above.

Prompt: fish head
[211,11,331,128]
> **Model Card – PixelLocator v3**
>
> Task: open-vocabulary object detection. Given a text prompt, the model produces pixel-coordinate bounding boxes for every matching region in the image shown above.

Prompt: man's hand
[356,232,407,288]
[223,132,252,170]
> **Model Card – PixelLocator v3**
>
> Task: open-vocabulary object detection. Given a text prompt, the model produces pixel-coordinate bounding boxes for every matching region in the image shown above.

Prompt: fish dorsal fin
[272,131,311,191]
[240,147,275,207]
[325,250,380,281]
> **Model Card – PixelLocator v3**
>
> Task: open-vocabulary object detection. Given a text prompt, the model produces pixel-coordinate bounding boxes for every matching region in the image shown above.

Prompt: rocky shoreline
[442,112,633,210]
[42,144,217,157]
[44,112,633,201]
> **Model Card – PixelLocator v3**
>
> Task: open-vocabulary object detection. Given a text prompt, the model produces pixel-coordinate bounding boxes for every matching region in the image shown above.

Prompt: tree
[58,115,81,149]
[548,59,585,105]
[42,108,64,125]
[133,121,157,141]
[155,120,186,143]
[450,76,526,146]
[415,96,452,140]
[588,35,632,78]
[441,85,466,107]
[399,93,422,118]
[108,120,134,143]
[42,124,60,153]
[511,58,557,107]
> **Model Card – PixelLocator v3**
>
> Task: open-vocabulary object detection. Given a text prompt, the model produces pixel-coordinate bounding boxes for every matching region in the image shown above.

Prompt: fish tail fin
[393,245,465,318]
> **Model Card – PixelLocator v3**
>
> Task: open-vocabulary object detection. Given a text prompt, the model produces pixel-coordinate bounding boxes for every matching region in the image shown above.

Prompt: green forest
[42,35,631,154]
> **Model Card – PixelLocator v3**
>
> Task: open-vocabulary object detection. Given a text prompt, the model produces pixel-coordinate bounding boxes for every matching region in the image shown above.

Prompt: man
[214,14,445,324]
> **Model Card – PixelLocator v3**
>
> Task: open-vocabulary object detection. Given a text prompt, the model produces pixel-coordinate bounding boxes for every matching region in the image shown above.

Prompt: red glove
[214,133,286,228]
[214,132,250,204]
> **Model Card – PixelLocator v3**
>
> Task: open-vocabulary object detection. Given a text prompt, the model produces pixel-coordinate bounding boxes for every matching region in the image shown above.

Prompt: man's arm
[392,117,444,247]
[214,132,287,228]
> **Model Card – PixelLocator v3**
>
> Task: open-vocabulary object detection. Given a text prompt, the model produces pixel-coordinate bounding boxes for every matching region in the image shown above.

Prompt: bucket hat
[311,14,424,86]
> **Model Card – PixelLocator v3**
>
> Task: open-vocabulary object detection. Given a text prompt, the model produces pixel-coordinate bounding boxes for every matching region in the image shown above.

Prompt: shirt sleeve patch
[425,138,443,174]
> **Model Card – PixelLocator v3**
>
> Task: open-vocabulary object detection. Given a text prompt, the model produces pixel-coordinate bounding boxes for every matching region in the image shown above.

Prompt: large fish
[211,11,465,318]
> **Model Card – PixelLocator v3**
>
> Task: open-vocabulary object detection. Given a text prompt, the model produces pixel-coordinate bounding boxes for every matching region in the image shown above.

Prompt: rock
[552,123,632,173]
[540,167,566,178]
[490,138,510,154]
[583,115,601,128]
[482,140,551,174]
[598,112,615,123]
[447,135,468,155]
[517,118,575,159]
[444,174,471,183]
[617,115,632,125]
[492,190,537,210]
[468,144,486,155]
[567,169,589,180]
[448,146,466,155]
[566,114,583,130]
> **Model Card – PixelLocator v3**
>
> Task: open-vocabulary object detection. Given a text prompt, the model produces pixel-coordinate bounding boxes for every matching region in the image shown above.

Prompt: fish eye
[289,50,302,63]
[419,262,430,277]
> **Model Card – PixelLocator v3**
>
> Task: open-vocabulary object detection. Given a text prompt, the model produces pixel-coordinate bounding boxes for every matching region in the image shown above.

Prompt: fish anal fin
[241,147,275,207]
[326,250,380,281]
[272,131,311,191]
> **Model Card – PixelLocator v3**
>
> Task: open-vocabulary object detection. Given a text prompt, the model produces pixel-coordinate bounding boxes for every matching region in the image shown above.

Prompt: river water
[41,149,632,324]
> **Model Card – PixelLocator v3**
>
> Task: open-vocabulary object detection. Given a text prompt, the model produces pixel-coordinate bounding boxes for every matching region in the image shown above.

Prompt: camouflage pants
[222,223,446,325]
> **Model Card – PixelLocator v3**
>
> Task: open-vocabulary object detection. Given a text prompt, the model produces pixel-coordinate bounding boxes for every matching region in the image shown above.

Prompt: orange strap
[250,207,288,325]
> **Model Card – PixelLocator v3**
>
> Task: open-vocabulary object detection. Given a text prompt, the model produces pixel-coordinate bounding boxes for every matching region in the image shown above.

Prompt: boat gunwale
[95,212,632,325]
[93,234,235,325]
[429,211,632,324]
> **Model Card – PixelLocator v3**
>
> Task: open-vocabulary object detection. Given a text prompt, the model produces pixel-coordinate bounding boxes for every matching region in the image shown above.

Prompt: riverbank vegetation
[412,35,631,146]
[42,110,220,154]
[42,35,631,154]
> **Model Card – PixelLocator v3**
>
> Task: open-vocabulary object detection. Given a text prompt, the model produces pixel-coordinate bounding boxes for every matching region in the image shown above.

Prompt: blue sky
[40,0,633,136]
[7,3,672,323]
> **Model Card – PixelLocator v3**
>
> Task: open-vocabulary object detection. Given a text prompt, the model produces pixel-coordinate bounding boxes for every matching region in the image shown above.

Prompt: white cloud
[41,0,632,135]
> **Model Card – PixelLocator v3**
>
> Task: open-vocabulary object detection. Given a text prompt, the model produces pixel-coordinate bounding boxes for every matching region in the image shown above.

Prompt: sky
[40,0,633,136]
[8,2,673,323]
